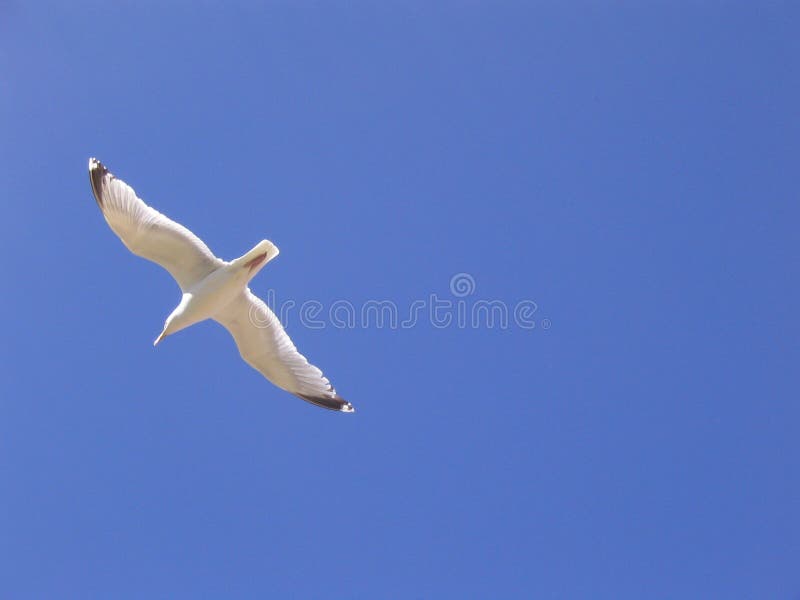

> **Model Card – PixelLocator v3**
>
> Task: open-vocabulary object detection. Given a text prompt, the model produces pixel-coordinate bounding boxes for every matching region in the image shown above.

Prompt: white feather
[89,158,353,413]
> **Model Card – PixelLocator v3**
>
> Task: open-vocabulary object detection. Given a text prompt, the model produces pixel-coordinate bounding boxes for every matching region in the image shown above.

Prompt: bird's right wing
[89,158,224,291]
[214,288,354,412]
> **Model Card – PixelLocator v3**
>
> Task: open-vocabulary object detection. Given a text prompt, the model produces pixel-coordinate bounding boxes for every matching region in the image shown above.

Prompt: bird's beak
[153,330,167,346]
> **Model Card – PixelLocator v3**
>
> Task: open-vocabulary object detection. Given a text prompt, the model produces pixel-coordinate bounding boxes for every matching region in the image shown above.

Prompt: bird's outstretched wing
[89,158,224,291]
[214,289,354,412]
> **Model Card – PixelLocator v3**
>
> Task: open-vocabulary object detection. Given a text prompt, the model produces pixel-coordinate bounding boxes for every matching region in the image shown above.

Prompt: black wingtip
[88,157,110,207]
[296,393,356,413]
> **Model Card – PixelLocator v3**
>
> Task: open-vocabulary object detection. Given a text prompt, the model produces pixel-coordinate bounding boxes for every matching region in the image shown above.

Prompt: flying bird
[88,158,354,413]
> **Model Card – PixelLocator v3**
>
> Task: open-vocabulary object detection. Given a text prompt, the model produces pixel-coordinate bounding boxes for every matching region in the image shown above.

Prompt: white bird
[88,158,354,413]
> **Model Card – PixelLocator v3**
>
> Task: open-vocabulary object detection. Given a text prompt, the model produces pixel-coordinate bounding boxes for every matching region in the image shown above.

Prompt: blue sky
[1,2,798,598]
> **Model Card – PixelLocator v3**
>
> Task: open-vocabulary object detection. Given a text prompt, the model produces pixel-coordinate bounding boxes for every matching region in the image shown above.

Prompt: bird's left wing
[214,288,354,412]
[89,158,224,291]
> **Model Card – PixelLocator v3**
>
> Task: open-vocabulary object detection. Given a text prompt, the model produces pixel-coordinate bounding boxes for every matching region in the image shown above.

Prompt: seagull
[88,158,354,413]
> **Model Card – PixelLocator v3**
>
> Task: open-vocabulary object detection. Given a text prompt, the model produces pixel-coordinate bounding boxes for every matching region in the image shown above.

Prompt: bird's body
[155,239,277,344]
[88,158,354,413]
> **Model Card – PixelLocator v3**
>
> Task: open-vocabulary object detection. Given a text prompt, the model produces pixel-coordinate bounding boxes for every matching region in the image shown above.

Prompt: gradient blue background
[2,3,798,598]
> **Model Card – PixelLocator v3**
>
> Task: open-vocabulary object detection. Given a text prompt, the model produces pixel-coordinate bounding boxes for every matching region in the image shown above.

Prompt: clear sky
[1,2,798,598]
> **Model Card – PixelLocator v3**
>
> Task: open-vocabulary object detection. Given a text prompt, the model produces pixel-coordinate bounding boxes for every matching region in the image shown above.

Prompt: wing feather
[89,158,224,291]
[214,289,354,412]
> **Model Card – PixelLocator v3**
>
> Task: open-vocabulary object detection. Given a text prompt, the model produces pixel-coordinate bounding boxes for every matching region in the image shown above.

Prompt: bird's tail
[234,239,280,277]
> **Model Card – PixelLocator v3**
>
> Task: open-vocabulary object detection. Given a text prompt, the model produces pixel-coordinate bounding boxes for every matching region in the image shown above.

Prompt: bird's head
[153,296,192,347]
[153,320,171,346]
[153,313,180,347]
